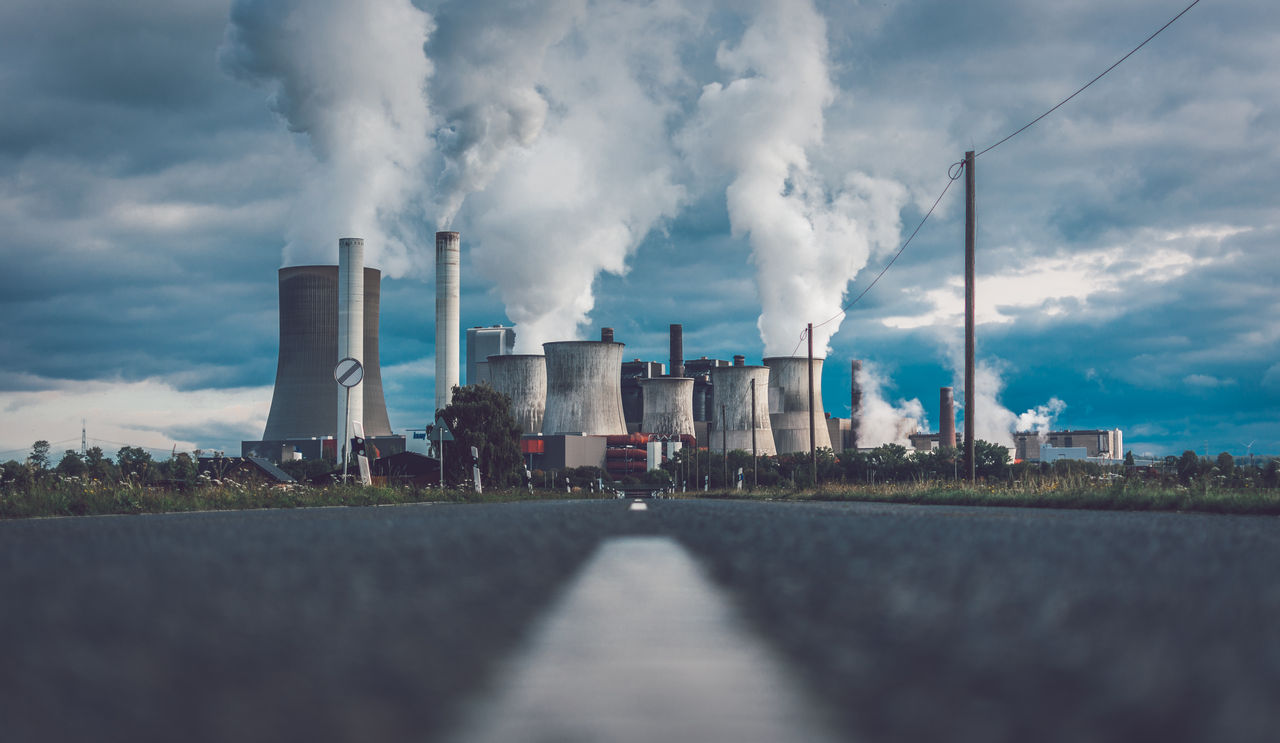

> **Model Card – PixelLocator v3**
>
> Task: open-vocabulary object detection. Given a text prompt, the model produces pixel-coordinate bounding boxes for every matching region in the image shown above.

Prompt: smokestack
[601,327,614,343]
[542,341,627,436]
[669,324,684,378]
[435,231,460,412]
[337,238,364,450]
[488,354,547,435]
[940,386,956,449]
[708,366,775,455]
[733,355,745,367]
[850,360,862,450]
[764,356,832,454]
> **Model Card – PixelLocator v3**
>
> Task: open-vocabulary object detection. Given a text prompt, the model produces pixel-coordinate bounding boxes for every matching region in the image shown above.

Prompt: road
[1,499,1277,742]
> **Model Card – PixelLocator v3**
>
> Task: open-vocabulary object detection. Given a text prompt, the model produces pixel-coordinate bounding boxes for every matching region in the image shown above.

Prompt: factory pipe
[940,387,956,449]
[337,238,364,466]
[669,324,684,378]
[435,231,460,413]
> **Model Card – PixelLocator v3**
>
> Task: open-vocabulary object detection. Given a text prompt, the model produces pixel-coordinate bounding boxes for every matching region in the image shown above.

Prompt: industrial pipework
[488,354,547,435]
[542,340,628,436]
[763,356,832,454]
[435,231,460,412]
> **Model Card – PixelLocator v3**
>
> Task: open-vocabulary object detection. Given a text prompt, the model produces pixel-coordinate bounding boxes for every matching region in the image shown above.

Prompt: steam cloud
[218,0,435,278]
[680,0,907,357]
[854,361,927,447]
[948,352,1067,447]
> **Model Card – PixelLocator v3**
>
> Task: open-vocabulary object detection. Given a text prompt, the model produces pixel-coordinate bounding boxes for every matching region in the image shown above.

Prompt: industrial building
[467,325,515,385]
[1015,429,1124,463]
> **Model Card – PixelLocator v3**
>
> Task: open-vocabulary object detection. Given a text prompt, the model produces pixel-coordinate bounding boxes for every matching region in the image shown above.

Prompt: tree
[117,446,155,482]
[29,440,51,472]
[1177,450,1200,484]
[84,446,118,481]
[55,450,88,477]
[1215,452,1235,482]
[1124,450,1135,466]
[974,439,1010,480]
[438,383,523,488]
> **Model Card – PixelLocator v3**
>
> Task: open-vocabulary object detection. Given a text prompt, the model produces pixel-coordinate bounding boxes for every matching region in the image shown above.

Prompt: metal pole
[342,386,350,481]
[807,322,817,486]
[721,402,727,489]
[751,378,758,489]
[964,150,977,483]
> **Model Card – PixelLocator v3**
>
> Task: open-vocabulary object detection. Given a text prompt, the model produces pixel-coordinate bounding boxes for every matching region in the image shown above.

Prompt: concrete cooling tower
[262,265,391,440]
[708,365,775,455]
[763,356,831,454]
[638,377,695,438]
[541,341,627,436]
[488,354,547,435]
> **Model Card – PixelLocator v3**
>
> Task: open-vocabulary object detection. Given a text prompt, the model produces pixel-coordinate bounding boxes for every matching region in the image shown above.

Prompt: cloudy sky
[1,0,1276,462]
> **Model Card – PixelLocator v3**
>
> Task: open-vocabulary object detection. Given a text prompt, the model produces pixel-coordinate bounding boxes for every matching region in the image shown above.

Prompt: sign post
[428,415,454,488]
[334,358,364,481]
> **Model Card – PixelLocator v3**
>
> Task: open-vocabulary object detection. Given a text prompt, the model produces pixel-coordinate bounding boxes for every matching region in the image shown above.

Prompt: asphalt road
[2,499,1277,742]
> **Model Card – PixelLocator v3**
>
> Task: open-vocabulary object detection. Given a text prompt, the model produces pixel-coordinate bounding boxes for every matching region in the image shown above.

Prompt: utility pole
[722,402,728,489]
[747,374,757,489]
[964,150,977,483]
[808,322,817,486]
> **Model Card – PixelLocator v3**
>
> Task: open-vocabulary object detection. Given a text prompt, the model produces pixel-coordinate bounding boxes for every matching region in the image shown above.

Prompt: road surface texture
[2,498,1277,742]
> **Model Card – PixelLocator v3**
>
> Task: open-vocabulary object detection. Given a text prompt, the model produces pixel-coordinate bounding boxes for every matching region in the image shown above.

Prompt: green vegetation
[2,440,1277,519]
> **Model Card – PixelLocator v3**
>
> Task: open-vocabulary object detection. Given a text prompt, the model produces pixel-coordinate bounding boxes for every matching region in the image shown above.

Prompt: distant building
[466,325,516,385]
[1015,429,1123,463]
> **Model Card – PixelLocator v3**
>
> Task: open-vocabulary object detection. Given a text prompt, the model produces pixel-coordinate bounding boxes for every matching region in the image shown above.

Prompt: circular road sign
[334,357,364,388]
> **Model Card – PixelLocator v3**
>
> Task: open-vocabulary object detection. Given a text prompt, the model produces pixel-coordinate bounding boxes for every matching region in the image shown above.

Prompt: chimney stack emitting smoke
[337,238,364,452]
[435,231,460,413]
[850,360,862,451]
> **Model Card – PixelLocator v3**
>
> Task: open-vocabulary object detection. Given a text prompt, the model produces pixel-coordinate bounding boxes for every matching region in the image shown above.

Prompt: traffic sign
[428,416,454,442]
[334,357,364,388]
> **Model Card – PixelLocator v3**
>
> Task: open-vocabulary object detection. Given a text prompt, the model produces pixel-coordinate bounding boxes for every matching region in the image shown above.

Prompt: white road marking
[629,501,648,511]
[446,536,842,743]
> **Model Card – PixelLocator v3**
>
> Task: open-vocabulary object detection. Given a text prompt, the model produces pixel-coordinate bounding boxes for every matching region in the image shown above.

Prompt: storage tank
[541,341,627,435]
[763,356,831,453]
[638,377,695,438]
[488,354,547,435]
[263,265,391,440]
[708,366,775,455]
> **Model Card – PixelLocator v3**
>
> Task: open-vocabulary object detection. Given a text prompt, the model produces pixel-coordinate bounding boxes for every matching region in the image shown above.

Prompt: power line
[976,0,1203,159]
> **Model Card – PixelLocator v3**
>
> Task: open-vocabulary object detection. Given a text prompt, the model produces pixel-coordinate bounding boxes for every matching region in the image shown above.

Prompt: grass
[3,474,1278,519]
[0,475,610,520]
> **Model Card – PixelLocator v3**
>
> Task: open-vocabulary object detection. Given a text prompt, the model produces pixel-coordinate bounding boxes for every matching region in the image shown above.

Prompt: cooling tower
[940,386,956,449]
[435,231,460,412]
[764,356,831,454]
[488,354,547,435]
[638,377,695,438]
[337,238,364,451]
[262,265,391,441]
[708,365,775,455]
[541,341,627,436]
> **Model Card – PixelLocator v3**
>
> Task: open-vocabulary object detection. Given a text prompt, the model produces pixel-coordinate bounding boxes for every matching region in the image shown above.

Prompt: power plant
[243,231,1123,475]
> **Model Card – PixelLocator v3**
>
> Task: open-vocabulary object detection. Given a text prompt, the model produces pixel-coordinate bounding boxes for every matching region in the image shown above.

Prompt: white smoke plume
[427,1,587,229]
[854,361,927,447]
[679,0,907,357]
[459,0,696,351]
[219,0,435,277]
[947,351,1067,447]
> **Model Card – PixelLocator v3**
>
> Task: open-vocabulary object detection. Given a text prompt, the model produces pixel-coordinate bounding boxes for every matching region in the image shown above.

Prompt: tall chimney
[669,324,684,378]
[601,327,614,344]
[940,386,956,449]
[435,232,460,413]
[850,360,862,450]
[337,238,364,452]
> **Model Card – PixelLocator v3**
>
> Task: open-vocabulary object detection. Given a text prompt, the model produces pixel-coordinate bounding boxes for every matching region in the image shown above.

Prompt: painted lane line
[446,536,841,743]
[629,501,648,511]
